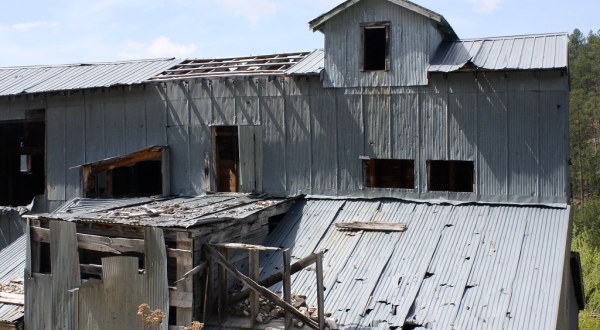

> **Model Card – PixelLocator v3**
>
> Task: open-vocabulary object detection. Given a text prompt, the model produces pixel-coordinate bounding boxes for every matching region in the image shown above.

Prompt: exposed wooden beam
[335,221,407,232]
[0,292,24,305]
[204,245,318,329]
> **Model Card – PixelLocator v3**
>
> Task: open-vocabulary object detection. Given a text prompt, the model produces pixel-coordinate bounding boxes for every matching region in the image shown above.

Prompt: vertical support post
[176,232,193,326]
[249,249,260,325]
[283,249,292,329]
[161,148,171,197]
[316,251,325,330]
[218,247,229,322]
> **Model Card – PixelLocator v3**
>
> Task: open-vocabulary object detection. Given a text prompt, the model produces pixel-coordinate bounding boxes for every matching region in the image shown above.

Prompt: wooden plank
[218,246,228,323]
[176,232,193,325]
[169,290,193,308]
[335,221,407,232]
[249,250,260,326]
[174,262,207,284]
[30,226,191,258]
[0,292,24,305]
[211,242,280,251]
[283,249,292,330]
[316,252,325,330]
[204,245,319,329]
[229,252,319,304]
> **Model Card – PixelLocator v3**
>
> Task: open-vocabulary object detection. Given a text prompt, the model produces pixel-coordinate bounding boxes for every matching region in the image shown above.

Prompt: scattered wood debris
[335,221,407,232]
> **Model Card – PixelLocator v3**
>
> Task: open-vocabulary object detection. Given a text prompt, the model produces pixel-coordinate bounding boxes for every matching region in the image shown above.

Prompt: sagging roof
[309,0,457,40]
[0,58,181,97]
[429,33,568,72]
[149,50,323,81]
[0,235,25,325]
[259,199,571,329]
[33,194,292,228]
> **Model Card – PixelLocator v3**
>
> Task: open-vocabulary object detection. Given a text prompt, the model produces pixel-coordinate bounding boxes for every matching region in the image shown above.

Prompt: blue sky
[0,0,598,67]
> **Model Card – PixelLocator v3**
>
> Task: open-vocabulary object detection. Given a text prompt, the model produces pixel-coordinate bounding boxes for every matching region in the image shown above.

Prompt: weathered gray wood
[283,249,292,330]
[211,242,280,251]
[176,232,193,325]
[174,262,207,284]
[204,245,319,329]
[249,250,260,326]
[218,246,228,322]
[229,252,319,304]
[335,221,407,232]
[316,251,325,330]
[0,292,24,305]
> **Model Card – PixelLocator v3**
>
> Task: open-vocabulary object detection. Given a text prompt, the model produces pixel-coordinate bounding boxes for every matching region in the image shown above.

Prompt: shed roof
[0,58,181,97]
[429,33,568,72]
[258,199,571,329]
[33,194,292,229]
[309,0,457,39]
[0,235,25,324]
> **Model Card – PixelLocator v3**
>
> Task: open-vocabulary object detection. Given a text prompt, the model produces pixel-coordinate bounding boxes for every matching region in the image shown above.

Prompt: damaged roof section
[149,50,323,81]
[0,235,25,327]
[33,194,291,228]
[429,33,568,72]
[259,199,571,329]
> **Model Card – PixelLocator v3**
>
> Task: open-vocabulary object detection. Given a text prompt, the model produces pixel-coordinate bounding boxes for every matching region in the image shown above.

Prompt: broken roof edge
[305,194,570,210]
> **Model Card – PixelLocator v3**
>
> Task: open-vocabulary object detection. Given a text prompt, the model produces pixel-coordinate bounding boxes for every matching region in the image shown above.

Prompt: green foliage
[570,29,600,327]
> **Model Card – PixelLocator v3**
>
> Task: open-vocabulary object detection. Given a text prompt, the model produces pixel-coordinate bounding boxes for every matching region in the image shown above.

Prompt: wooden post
[316,251,325,330]
[218,246,229,322]
[249,250,260,325]
[283,249,292,330]
[176,232,193,326]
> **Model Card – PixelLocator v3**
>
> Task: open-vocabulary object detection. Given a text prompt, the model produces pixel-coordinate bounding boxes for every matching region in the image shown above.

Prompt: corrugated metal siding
[258,199,570,329]
[42,71,568,205]
[143,228,169,330]
[0,59,180,97]
[429,34,569,72]
[322,0,442,87]
[49,220,80,329]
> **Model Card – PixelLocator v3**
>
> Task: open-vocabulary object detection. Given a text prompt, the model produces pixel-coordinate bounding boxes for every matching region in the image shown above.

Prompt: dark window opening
[213,126,239,192]
[428,160,474,192]
[0,117,45,206]
[83,146,166,198]
[39,242,51,274]
[362,23,389,71]
[363,159,414,189]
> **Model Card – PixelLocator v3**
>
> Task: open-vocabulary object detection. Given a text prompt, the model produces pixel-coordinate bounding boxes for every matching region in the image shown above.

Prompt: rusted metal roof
[34,194,291,228]
[0,58,181,97]
[429,33,568,72]
[149,52,311,81]
[259,198,571,329]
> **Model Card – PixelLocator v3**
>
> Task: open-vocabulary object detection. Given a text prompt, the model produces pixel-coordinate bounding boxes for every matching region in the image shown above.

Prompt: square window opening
[427,160,474,192]
[363,159,414,189]
[362,23,389,71]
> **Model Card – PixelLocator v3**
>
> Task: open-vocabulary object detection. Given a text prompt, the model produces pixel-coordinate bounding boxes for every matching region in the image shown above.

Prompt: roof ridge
[456,32,568,42]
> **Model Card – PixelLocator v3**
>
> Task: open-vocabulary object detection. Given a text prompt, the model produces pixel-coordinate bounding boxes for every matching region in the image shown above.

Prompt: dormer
[310,0,457,88]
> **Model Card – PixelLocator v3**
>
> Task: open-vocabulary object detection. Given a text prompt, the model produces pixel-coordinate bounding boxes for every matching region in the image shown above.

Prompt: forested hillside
[569,28,600,329]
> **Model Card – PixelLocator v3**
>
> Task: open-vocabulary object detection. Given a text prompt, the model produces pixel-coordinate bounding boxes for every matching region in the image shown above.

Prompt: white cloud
[11,21,60,32]
[467,0,503,13]
[214,0,277,25]
[120,36,197,59]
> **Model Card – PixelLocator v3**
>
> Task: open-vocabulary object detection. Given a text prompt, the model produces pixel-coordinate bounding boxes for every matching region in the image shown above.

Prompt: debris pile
[230,294,338,329]
[0,279,24,295]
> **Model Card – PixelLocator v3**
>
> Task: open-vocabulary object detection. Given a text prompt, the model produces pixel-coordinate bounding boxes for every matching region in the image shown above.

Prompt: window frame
[360,21,391,72]
[362,158,415,189]
[427,160,475,193]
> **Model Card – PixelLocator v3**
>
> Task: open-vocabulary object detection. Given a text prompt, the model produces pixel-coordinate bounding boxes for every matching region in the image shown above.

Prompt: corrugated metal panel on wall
[143,227,169,330]
[50,220,80,329]
[323,0,442,88]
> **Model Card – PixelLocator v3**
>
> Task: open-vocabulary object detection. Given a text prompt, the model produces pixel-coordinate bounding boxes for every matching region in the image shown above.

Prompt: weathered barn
[0,0,584,329]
